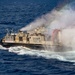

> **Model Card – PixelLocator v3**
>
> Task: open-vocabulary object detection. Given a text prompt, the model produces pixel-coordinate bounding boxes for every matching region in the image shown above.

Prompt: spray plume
[20,1,75,47]
[20,1,74,31]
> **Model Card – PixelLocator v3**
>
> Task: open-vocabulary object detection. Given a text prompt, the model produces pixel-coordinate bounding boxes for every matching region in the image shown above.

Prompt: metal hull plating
[1,42,44,49]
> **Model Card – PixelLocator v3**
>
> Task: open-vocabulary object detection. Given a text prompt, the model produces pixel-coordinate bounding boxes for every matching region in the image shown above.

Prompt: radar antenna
[6,29,9,34]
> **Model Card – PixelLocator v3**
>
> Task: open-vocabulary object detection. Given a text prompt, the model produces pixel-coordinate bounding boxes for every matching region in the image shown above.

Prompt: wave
[0,21,16,25]
[0,45,7,50]
[0,45,75,62]
[7,46,75,62]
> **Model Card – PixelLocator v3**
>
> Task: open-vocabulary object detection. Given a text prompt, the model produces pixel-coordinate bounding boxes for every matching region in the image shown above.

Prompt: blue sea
[0,0,75,75]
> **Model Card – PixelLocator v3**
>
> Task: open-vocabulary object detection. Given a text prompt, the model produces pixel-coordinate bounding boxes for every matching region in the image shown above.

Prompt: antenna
[6,29,9,33]
[11,29,13,33]
[6,28,10,36]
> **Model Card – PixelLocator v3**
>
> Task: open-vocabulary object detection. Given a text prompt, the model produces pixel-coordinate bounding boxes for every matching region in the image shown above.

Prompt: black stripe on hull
[1,42,44,49]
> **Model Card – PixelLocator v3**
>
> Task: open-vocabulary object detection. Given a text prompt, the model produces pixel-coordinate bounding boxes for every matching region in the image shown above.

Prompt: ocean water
[0,0,75,75]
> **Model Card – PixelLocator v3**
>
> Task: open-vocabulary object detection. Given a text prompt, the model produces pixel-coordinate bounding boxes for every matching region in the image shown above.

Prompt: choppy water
[1,46,75,75]
[0,0,75,75]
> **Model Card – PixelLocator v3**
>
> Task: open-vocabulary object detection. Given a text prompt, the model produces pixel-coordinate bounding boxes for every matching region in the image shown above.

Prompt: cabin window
[13,35,15,41]
[19,37,23,41]
[33,38,41,42]
[27,38,29,41]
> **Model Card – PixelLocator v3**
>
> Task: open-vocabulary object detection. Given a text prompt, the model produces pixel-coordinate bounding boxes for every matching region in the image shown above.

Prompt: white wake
[0,45,75,62]
[0,45,7,50]
[8,46,75,62]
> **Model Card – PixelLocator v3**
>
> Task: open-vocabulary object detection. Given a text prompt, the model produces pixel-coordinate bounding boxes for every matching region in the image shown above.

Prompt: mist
[20,2,75,48]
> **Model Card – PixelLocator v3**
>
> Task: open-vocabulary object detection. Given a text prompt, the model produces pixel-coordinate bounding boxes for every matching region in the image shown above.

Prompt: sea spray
[13,1,75,62]
[8,46,75,62]
[61,29,75,47]
[20,10,57,31]
[20,2,75,47]
[0,45,7,50]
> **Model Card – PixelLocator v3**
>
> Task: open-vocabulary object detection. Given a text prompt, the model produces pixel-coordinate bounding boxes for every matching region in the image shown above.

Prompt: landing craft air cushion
[0,26,62,49]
